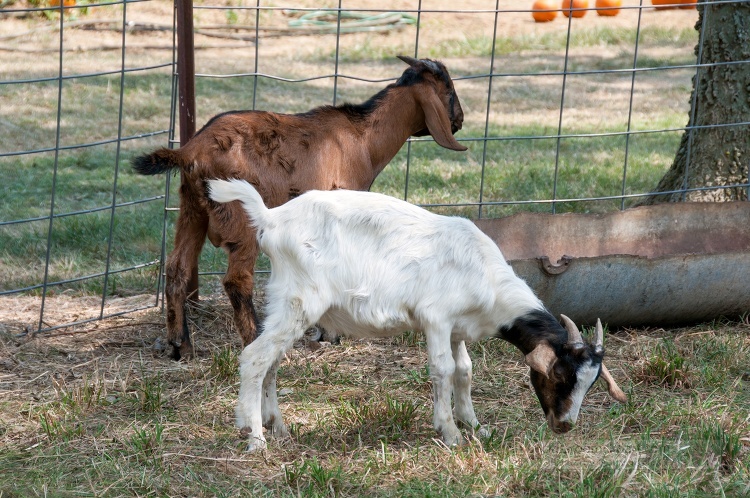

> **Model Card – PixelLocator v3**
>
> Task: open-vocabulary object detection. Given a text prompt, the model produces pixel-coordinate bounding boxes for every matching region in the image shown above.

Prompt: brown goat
[132,55,466,360]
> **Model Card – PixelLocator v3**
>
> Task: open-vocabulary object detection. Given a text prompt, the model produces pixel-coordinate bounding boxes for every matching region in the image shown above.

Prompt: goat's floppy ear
[600,363,628,403]
[525,343,557,379]
[419,89,467,151]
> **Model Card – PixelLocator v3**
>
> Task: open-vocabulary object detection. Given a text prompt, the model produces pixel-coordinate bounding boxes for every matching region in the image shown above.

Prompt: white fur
[208,179,548,450]
[559,360,600,425]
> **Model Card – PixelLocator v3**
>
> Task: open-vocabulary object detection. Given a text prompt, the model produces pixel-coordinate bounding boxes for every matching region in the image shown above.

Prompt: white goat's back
[209,180,544,341]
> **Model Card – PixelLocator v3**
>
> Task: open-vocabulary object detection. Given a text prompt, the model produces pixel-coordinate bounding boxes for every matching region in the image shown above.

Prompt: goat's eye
[552,362,569,380]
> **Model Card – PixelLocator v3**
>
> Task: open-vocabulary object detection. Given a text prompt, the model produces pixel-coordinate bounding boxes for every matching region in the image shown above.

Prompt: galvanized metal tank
[475,202,750,328]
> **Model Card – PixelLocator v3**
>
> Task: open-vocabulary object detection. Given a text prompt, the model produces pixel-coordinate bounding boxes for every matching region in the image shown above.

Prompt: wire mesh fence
[0,0,748,335]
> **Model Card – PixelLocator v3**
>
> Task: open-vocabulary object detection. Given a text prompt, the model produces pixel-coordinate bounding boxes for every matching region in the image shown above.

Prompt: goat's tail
[131,148,185,175]
[207,179,271,231]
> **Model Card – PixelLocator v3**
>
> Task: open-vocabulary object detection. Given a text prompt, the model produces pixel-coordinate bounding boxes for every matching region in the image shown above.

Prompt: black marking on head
[396,58,450,87]
[497,309,567,354]
[499,309,605,431]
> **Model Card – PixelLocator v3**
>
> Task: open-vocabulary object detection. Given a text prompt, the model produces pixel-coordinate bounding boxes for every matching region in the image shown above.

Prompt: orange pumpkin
[532,0,558,22]
[49,0,76,7]
[676,0,697,8]
[651,0,675,10]
[595,0,621,16]
[562,0,589,18]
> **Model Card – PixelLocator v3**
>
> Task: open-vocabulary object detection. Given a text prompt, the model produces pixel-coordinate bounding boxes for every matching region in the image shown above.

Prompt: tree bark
[638,0,750,205]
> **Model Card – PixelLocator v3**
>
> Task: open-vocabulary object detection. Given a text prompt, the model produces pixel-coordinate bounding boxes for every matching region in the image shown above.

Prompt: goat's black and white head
[506,313,627,434]
[396,55,466,151]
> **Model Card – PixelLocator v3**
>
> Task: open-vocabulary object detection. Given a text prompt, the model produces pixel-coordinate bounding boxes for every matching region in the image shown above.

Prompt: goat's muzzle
[547,413,573,434]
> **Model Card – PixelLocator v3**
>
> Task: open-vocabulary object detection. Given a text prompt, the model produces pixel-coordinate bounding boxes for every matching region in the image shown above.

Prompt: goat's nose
[553,420,572,434]
[547,413,573,434]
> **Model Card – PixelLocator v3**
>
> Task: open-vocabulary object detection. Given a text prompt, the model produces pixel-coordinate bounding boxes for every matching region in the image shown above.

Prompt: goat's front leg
[425,326,462,446]
[452,341,490,439]
[261,359,289,439]
[165,205,208,360]
[223,240,260,347]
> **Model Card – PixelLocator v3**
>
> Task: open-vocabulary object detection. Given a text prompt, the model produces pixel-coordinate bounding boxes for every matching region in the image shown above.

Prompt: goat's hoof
[270,422,290,439]
[240,427,268,452]
[441,430,464,447]
[171,342,195,361]
[474,425,492,439]
[246,436,267,452]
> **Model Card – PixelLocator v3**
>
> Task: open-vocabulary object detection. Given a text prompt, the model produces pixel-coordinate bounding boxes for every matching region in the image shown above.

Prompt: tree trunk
[638,0,750,205]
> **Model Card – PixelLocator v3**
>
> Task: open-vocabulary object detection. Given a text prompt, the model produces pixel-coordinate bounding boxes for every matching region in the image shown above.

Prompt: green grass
[0,118,684,295]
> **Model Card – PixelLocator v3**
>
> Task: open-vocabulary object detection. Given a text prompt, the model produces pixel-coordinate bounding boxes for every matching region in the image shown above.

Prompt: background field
[1,0,701,301]
[0,1,748,496]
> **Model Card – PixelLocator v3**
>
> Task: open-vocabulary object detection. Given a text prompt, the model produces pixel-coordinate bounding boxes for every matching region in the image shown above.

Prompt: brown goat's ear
[600,363,628,403]
[525,343,557,379]
[419,89,467,151]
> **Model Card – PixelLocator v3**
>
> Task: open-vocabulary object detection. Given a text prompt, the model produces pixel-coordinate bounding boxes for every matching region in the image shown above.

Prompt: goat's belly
[318,307,413,340]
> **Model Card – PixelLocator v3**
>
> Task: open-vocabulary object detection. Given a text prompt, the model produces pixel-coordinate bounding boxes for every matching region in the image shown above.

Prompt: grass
[0,306,747,496]
[0,119,684,294]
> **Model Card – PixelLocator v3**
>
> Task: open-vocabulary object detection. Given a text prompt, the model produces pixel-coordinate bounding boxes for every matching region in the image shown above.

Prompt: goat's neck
[363,88,424,176]
[497,309,568,355]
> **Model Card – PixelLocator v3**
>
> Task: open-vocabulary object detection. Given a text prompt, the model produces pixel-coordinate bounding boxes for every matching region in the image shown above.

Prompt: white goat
[208,179,627,451]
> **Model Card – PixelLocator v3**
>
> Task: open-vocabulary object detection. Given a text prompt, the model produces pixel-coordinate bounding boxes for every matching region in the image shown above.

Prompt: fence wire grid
[0,0,748,335]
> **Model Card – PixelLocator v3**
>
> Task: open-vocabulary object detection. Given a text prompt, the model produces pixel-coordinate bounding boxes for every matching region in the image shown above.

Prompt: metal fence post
[176,0,198,302]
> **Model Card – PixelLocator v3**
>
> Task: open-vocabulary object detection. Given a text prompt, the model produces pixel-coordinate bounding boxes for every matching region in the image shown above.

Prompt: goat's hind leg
[236,299,310,451]
[223,239,260,346]
[262,359,289,439]
[165,205,208,361]
[425,325,462,446]
[452,341,490,439]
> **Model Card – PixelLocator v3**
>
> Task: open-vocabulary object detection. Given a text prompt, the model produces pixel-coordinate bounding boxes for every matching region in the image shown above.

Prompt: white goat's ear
[525,343,557,379]
[419,89,467,152]
[600,363,628,403]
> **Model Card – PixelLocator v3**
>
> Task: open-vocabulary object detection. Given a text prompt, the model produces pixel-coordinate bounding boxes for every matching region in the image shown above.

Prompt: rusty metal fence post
[175,0,198,302]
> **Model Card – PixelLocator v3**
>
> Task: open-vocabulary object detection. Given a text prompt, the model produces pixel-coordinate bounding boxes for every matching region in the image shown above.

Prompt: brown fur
[133,56,466,360]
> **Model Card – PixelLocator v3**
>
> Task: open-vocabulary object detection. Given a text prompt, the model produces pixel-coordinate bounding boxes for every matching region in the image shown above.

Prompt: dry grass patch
[0,295,748,496]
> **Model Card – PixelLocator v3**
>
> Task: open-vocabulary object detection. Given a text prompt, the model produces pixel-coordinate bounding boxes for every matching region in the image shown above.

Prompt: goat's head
[524,315,627,434]
[396,55,467,152]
